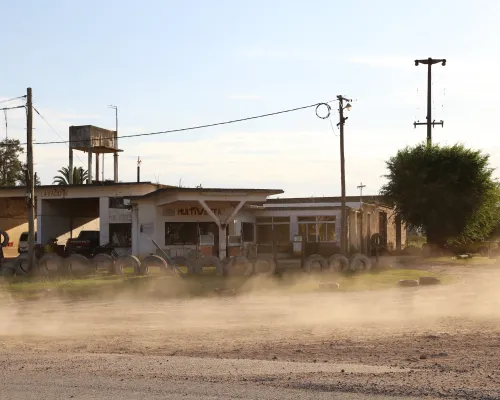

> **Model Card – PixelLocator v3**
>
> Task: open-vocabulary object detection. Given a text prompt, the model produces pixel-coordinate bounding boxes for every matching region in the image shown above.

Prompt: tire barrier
[92,253,115,275]
[418,276,441,286]
[195,256,223,276]
[65,254,94,276]
[319,282,340,291]
[349,253,373,272]
[171,256,197,275]
[0,230,9,248]
[252,255,277,275]
[398,279,419,288]
[38,253,66,275]
[142,254,173,275]
[303,254,328,273]
[327,254,349,273]
[115,255,142,276]
[224,256,253,276]
[12,255,30,276]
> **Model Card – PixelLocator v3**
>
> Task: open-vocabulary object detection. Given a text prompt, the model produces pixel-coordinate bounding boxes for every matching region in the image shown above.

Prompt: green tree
[52,166,89,185]
[380,143,500,246]
[0,138,25,186]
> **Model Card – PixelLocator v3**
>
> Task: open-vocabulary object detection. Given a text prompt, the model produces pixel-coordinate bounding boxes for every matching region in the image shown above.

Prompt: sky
[1,0,499,197]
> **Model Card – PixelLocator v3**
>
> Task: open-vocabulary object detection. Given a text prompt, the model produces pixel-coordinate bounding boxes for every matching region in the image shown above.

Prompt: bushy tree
[380,143,500,246]
[0,138,25,186]
[53,166,88,185]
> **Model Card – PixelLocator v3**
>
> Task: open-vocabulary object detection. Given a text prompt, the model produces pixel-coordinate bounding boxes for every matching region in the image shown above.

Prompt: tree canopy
[0,138,26,186]
[380,143,500,246]
[53,166,89,185]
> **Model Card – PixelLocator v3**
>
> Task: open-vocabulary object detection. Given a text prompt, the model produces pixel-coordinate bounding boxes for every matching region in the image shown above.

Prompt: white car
[18,232,37,254]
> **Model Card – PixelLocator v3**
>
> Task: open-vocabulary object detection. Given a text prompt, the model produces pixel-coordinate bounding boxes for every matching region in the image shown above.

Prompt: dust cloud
[1,267,500,357]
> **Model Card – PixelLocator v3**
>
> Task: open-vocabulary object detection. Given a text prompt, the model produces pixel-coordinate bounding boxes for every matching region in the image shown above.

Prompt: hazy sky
[1,0,499,197]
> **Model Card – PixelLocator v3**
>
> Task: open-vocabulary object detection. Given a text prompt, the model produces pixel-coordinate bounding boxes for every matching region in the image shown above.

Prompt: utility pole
[137,156,141,183]
[337,95,352,255]
[26,88,36,272]
[414,57,446,146]
[357,182,366,209]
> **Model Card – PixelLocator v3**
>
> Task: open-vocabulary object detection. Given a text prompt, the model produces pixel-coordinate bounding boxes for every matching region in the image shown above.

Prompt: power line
[0,95,26,105]
[0,105,25,112]
[33,106,86,167]
[29,100,334,146]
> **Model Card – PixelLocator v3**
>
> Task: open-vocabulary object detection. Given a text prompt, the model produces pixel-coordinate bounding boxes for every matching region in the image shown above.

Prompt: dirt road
[1,352,430,400]
[1,265,500,399]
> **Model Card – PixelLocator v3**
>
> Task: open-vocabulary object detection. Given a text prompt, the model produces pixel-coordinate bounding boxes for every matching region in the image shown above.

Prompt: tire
[327,254,349,273]
[418,276,441,286]
[349,253,372,272]
[65,254,94,276]
[115,255,142,276]
[0,229,9,248]
[92,253,115,274]
[142,254,173,275]
[38,254,66,276]
[171,256,197,275]
[225,256,253,276]
[303,254,327,273]
[13,255,30,276]
[252,255,277,275]
[195,256,223,276]
[398,279,419,287]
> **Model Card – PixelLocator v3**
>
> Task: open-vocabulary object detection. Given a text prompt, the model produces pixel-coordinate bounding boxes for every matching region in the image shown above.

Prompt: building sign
[109,208,132,223]
[162,207,223,217]
[141,222,154,235]
[40,188,68,198]
[177,207,222,216]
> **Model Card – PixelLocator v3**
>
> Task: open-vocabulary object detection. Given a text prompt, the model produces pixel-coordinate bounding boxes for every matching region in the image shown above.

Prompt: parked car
[18,231,37,254]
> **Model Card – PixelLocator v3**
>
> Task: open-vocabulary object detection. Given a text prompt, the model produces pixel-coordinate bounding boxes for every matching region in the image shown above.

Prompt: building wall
[0,198,37,257]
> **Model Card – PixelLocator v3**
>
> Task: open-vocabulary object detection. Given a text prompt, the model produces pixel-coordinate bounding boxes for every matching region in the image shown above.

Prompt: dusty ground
[1,264,500,399]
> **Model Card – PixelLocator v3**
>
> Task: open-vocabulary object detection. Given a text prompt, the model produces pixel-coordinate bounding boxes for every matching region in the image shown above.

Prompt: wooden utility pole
[26,88,36,272]
[337,95,352,255]
[357,182,366,208]
[414,57,446,146]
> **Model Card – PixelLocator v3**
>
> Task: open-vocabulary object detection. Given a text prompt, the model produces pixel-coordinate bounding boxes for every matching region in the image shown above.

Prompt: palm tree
[52,166,89,185]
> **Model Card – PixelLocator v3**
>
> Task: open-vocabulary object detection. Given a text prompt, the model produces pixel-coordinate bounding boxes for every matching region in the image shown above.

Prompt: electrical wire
[0,105,25,112]
[28,100,335,146]
[0,95,26,105]
[33,106,86,167]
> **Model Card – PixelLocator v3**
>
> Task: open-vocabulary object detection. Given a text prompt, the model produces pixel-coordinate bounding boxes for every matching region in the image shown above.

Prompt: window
[165,222,198,245]
[255,216,290,244]
[109,224,131,247]
[242,222,254,242]
[109,197,131,209]
[298,216,336,243]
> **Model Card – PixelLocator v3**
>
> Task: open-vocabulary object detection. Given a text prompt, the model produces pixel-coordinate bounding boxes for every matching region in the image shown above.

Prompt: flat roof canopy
[128,187,284,206]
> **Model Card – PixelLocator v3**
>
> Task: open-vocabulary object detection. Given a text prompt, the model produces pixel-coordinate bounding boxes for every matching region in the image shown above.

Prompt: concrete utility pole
[337,95,352,255]
[26,88,36,272]
[108,105,118,183]
[414,57,446,146]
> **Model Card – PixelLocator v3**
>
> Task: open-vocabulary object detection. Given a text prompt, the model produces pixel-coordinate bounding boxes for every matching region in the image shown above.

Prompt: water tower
[69,125,122,184]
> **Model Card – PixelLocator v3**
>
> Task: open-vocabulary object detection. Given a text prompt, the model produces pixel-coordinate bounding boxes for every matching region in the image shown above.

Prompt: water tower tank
[68,125,122,184]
